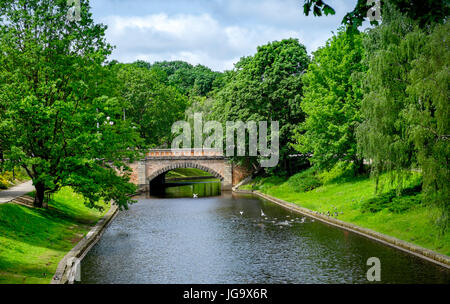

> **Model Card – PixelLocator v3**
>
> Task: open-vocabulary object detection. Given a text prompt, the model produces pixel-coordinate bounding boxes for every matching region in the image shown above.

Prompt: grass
[241,174,450,256]
[165,168,214,178]
[0,187,108,284]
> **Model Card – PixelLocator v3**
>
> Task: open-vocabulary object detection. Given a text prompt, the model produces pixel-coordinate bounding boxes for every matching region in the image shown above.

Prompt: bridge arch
[147,162,224,183]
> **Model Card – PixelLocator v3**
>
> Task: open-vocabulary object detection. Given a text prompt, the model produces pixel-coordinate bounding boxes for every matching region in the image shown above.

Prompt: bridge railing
[146,148,223,158]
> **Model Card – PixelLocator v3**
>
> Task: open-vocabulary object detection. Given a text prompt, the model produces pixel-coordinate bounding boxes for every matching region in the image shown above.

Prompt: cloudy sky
[90,0,358,71]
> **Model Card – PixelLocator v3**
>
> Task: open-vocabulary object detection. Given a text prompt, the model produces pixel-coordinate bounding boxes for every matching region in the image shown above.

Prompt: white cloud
[101,13,303,71]
[93,0,361,71]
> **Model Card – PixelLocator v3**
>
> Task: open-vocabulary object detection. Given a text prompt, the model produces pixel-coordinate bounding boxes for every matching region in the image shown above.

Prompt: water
[162,180,221,198]
[80,191,450,284]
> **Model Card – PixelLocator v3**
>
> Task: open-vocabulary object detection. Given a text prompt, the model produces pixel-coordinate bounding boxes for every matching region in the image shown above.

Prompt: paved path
[0,180,34,204]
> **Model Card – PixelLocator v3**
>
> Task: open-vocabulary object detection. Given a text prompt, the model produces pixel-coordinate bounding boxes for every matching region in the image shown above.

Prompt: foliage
[0,0,141,208]
[0,176,8,189]
[150,60,223,96]
[294,28,366,170]
[356,4,449,230]
[360,182,422,214]
[318,161,358,185]
[114,64,188,147]
[287,168,322,192]
[405,22,450,232]
[211,39,310,174]
[302,0,449,29]
[356,5,421,185]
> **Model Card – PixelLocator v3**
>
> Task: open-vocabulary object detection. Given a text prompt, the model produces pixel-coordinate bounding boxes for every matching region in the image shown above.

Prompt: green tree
[294,28,366,171]
[406,22,450,231]
[356,4,449,230]
[302,0,449,29]
[356,4,421,184]
[212,39,310,174]
[0,0,141,208]
[115,64,188,147]
[150,60,222,97]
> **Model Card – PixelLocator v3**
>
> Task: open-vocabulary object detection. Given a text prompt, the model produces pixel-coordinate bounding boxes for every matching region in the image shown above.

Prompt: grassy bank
[165,168,213,178]
[241,174,449,256]
[0,187,108,284]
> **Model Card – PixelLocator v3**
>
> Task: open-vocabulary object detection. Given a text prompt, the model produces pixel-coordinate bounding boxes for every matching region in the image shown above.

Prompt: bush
[288,168,322,192]
[0,176,9,189]
[389,195,422,213]
[318,161,356,184]
[361,190,396,213]
[361,181,423,214]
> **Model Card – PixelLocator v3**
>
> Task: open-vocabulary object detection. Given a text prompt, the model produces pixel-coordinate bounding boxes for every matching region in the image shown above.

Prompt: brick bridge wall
[128,149,250,192]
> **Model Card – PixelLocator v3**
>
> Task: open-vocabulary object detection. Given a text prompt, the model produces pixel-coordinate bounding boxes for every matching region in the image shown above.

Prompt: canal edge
[233,189,450,270]
[50,203,119,284]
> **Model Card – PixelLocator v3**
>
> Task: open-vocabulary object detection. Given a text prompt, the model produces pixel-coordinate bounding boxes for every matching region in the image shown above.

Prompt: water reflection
[80,193,450,284]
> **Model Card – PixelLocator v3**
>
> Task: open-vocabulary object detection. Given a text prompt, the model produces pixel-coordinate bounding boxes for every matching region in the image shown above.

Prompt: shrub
[0,176,9,189]
[361,190,396,213]
[361,181,423,214]
[388,195,422,213]
[318,161,356,185]
[288,168,322,192]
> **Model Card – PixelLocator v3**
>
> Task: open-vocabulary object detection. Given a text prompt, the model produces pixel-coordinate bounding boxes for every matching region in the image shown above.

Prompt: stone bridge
[129,149,250,193]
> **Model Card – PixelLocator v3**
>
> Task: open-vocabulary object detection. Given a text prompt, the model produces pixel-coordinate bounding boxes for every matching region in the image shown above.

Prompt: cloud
[93,0,360,71]
[101,13,302,71]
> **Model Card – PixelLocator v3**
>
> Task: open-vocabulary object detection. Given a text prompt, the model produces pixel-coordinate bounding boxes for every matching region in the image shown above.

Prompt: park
[0,0,449,287]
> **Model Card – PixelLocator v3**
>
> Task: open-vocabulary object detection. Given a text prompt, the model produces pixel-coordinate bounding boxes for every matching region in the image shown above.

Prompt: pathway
[0,180,34,204]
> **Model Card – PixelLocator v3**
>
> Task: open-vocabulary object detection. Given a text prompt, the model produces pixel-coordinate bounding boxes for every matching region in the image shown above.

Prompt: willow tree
[294,28,365,171]
[356,4,449,230]
[356,5,420,186]
[406,22,450,231]
[0,0,141,208]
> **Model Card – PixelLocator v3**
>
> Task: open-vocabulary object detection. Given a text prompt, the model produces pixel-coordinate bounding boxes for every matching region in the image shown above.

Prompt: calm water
[80,185,450,284]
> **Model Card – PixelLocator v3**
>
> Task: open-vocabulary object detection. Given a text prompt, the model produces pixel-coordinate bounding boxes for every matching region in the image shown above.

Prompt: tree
[115,64,188,147]
[356,3,449,230]
[356,4,421,185]
[294,28,366,171]
[406,22,450,231]
[302,0,449,29]
[212,39,310,174]
[0,0,141,209]
[150,60,222,97]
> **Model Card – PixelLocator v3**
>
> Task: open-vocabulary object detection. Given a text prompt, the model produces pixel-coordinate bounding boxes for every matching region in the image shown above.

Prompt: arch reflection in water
[162,181,221,198]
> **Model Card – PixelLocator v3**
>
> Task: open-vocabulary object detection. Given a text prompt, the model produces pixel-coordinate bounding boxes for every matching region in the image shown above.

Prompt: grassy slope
[165,168,214,178]
[241,176,449,256]
[0,187,108,284]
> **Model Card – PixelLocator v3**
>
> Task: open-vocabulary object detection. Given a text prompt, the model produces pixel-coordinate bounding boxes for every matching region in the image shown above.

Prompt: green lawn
[165,168,214,178]
[241,175,450,256]
[0,187,108,284]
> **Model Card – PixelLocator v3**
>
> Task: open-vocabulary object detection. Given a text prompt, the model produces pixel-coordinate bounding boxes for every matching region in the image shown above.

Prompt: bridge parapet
[146,148,224,158]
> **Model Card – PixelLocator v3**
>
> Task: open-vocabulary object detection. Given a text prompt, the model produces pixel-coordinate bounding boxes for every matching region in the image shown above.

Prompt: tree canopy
[210,39,310,174]
[114,63,188,147]
[0,0,141,209]
[356,3,449,230]
[294,28,366,170]
[302,0,449,29]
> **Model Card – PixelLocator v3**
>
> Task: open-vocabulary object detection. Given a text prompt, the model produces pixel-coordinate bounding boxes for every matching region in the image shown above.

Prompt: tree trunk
[34,182,47,208]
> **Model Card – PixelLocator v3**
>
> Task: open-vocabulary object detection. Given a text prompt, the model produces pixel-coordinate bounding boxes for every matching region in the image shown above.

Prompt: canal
[80,180,450,284]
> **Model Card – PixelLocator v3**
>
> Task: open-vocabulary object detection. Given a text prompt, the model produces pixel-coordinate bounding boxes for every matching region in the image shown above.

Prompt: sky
[90,0,359,71]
